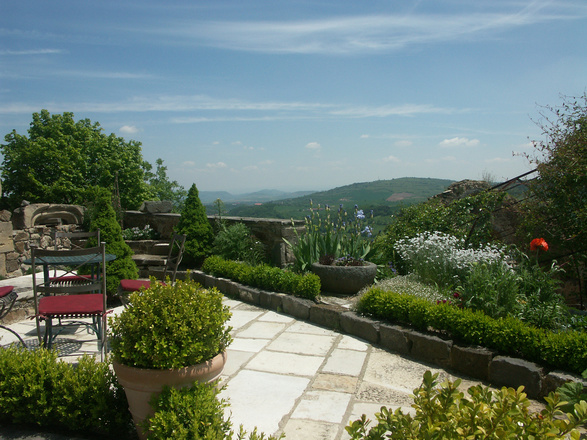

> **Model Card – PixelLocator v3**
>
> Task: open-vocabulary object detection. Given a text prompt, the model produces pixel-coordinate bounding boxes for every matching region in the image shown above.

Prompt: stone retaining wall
[188,269,587,400]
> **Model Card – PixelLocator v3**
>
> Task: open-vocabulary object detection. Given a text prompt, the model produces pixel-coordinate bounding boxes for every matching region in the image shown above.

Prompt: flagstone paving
[0,278,508,440]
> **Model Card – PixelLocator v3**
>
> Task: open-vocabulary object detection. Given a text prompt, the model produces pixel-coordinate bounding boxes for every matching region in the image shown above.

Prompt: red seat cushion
[38,294,103,316]
[119,279,152,292]
[0,286,14,298]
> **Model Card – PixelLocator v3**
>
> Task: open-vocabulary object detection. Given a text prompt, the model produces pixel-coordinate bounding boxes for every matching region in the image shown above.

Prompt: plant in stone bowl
[108,277,232,439]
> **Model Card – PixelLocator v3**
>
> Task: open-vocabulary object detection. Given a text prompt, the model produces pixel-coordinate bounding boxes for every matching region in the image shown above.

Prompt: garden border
[188,270,586,400]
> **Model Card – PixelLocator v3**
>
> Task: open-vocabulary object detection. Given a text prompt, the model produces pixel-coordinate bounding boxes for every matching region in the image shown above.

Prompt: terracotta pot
[113,351,227,440]
[311,262,377,295]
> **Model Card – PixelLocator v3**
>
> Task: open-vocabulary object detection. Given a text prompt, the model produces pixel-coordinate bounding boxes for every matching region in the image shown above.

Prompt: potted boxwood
[109,276,232,439]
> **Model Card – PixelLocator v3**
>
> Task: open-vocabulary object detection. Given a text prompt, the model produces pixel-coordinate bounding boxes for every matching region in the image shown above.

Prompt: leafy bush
[145,381,283,440]
[346,370,587,440]
[0,346,131,437]
[393,231,507,289]
[213,222,266,265]
[356,288,587,374]
[203,255,321,300]
[109,277,232,369]
[284,201,374,272]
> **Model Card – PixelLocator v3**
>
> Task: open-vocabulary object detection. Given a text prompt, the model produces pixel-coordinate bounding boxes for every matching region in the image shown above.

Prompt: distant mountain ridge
[199,189,315,205]
[204,177,455,220]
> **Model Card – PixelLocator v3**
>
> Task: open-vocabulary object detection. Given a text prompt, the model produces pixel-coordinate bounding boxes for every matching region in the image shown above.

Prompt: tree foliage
[1,110,151,210]
[175,184,214,267]
[144,158,187,212]
[522,94,587,297]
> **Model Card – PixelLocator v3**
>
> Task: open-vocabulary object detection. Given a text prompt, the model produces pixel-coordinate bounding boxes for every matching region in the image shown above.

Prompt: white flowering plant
[122,224,158,240]
[393,231,509,289]
[284,201,375,271]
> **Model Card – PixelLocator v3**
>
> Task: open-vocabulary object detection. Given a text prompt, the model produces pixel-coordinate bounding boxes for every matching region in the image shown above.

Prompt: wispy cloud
[439,137,480,148]
[119,125,139,134]
[156,2,586,54]
[0,49,65,56]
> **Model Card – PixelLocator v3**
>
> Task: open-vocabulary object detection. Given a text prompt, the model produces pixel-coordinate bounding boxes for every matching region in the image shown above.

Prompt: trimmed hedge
[202,256,321,300]
[0,346,132,438]
[357,288,587,375]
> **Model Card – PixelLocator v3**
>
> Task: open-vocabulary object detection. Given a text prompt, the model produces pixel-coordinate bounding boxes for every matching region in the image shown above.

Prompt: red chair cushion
[119,279,152,292]
[0,286,14,298]
[38,294,103,316]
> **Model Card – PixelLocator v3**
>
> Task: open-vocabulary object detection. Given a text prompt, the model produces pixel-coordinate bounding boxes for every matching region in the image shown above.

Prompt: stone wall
[123,211,304,267]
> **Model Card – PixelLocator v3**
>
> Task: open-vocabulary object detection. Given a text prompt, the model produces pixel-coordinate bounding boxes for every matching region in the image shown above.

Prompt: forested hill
[214,177,454,221]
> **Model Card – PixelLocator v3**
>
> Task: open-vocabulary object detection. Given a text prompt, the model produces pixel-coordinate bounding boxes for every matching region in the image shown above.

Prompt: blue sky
[1,1,586,193]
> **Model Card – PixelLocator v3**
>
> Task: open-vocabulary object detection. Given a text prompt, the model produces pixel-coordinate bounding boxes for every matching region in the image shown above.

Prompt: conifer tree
[175,184,214,267]
[85,186,138,295]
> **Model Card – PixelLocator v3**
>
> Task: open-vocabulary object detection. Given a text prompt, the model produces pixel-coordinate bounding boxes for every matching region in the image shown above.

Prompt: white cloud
[305,142,321,151]
[394,140,413,148]
[383,155,400,163]
[182,160,196,167]
[206,162,227,169]
[259,160,274,166]
[120,125,139,134]
[361,134,369,139]
[439,137,480,148]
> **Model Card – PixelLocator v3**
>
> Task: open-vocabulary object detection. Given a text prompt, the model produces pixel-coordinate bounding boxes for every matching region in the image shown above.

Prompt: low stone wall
[189,269,587,400]
[123,211,304,267]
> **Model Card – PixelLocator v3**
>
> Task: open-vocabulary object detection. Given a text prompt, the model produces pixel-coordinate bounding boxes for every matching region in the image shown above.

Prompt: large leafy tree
[523,94,587,299]
[0,110,151,210]
[144,158,187,212]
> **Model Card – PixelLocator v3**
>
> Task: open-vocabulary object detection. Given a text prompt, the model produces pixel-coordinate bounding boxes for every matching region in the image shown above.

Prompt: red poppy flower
[530,238,548,252]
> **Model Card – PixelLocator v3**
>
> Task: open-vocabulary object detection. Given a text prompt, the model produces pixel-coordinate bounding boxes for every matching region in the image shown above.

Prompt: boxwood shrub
[203,255,320,300]
[0,346,132,438]
[357,288,587,374]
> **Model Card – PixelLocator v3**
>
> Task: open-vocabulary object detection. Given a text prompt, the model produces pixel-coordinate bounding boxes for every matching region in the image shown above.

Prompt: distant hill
[216,177,454,222]
[199,189,315,205]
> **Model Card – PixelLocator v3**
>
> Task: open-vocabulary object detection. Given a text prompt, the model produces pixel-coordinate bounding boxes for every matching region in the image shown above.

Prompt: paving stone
[355,382,414,406]
[229,338,270,353]
[322,348,367,376]
[236,321,286,339]
[228,309,265,330]
[258,310,294,323]
[288,320,338,336]
[291,390,352,423]
[247,351,325,376]
[338,334,369,351]
[224,349,255,376]
[312,373,358,393]
[268,332,336,356]
[219,370,310,436]
[282,419,338,440]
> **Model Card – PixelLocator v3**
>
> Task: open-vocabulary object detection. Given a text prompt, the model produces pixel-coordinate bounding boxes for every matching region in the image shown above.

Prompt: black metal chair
[0,286,27,346]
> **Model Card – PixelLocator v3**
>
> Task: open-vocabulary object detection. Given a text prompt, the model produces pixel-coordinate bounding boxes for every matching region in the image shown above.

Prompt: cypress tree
[175,184,214,267]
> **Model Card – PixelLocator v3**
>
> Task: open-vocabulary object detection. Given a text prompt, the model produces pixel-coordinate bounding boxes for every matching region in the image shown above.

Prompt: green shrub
[346,371,587,440]
[213,222,266,265]
[146,381,283,440]
[176,183,215,267]
[0,346,131,437]
[109,277,232,369]
[85,185,138,295]
[356,288,587,374]
[202,255,321,300]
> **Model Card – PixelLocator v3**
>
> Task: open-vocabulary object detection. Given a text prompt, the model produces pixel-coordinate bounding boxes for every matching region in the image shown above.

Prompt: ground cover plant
[346,371,587,440]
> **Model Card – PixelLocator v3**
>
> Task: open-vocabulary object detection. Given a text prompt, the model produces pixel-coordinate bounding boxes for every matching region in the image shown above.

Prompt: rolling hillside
[215,177,454,222]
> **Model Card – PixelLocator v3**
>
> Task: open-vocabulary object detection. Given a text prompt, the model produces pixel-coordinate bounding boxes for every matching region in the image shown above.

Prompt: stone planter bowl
[311,262,377,296]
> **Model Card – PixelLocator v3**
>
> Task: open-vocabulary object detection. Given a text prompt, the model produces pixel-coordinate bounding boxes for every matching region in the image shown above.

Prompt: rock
[139,201,173,214]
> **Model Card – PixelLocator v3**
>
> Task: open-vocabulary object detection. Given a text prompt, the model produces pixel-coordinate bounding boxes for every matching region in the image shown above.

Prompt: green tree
[0,110,151,210]
[143,158,187,212]
[523,93,587,299]
[175,184,214,267]
[85,186,138,295]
